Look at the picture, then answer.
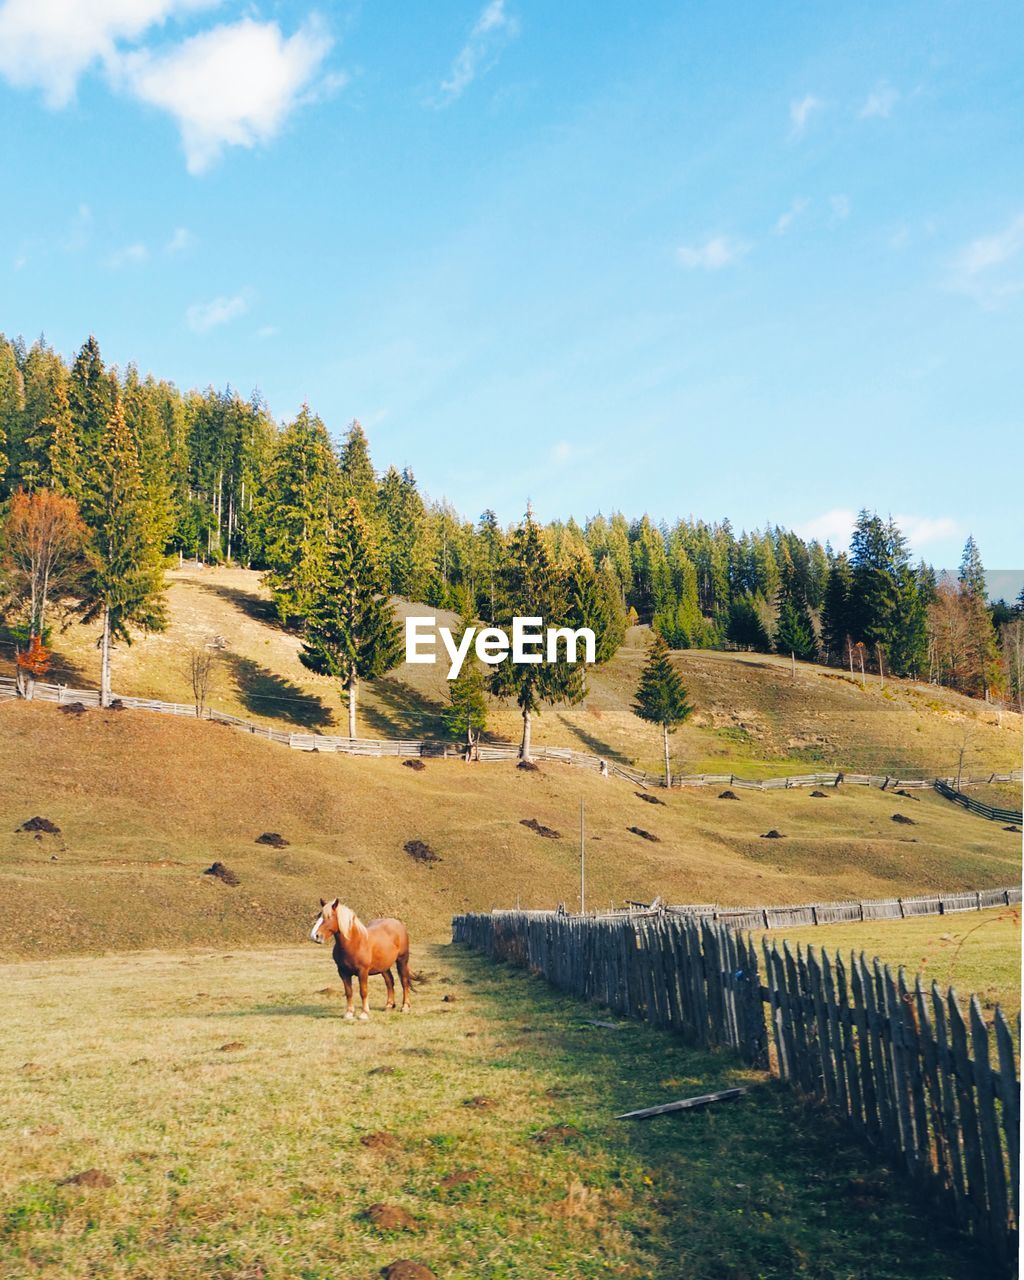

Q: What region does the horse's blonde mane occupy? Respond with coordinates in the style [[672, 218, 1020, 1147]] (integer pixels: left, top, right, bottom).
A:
[[334, 903, 366, 940]]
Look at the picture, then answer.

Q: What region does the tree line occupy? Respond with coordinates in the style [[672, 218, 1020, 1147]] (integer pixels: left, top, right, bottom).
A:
[[1, 333, 1021, 746]]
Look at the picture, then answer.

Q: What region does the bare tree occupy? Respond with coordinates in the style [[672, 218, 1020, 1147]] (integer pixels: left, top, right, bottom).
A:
[[953, 720, 976, 791], [183, 644, 218, 718], [1000, 618, 1024, 713]]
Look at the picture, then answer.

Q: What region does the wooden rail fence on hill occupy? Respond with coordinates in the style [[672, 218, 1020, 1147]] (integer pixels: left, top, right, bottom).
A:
[[934, 780, 1023, 825], [452, 908, 1021, 1270], [1, 676, 1020, 817]]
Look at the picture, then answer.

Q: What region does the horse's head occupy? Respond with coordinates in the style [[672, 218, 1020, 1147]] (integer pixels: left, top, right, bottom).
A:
[[309, 898, 359, 945]]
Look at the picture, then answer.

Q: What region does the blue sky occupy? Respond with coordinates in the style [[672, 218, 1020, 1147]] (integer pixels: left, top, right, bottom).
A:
[[1, 0, 1021, 568]]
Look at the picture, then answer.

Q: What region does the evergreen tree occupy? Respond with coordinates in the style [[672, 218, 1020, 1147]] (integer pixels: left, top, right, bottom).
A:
[[68, 336, 115, 458], [299, 497, 401, 738], [339, 419, 377, 517], [78, 398, 167, 705], [441, 616, 488, 754], [476, 509, 505, 620], [775, 598, 815, 661], [489, 511, 584, 760], [958, 536, 987, 599], [258, 406, 339, 625], [821, 552, 853, 664], [632, 632, 694, 786], [0, 334, 24, 488], [42, 381, 83, 503]]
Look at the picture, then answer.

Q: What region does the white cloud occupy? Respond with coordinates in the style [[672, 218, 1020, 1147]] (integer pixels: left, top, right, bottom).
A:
[[830, 194, 851, 220], [165, 226, 195, 253], [0, 0, 215, 107], [106, 241, 149, 267], [949, 213, 1024, 306], [859, 82, 899, 119], [774, 197, 809, 235], [436, 0, 518, 105], [796, 508, 960, 552], [789, 93, 823, 137], [187, 292, 249, 333], [676, 235, 751, 270], [115, 17, 333, 174]]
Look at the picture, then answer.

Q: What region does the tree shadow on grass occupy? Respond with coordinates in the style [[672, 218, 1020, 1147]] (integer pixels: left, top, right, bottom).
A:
[[222, 652, 334, 730], [361, 677, 448, 739], [220, 1004, 337, 1019], [442, 945, 993, 1280], [0, 623, 91, 687], [193, 580, 290, 631], [554, 713, 630, 764]]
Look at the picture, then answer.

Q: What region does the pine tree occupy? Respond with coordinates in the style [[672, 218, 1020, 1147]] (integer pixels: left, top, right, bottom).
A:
[[489, 510, 584, 760], [821, 552, 853, 664], [78, 398, 167, 705], [41, 381, 84, 503], [441, 616, 488, 755], [299, 497, 401, 738], [632, 632, 694, 786], [958, 536, 987, 599], [339, 419, 378, 518], [0, 334, 24, 489], [775, 598, 815, 661], [68, 336, 115, 459]]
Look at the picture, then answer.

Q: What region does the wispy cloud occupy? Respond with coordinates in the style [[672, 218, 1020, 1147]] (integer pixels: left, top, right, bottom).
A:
[[894, 514, 960, 547], [789, 93, 823, 138], [106, 241, 149, 268], [186, 292, 250, 333], [436, 0, 518, 105], [165, 226, 195, 253], [774, 197, 809, 235], [114, 17, 334, 174], [859, 82, 899, 119], [676, 235, 751, 270], [949, 213, 1024, 307]]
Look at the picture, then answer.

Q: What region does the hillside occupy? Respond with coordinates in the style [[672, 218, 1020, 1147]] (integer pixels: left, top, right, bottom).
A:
[[1, 699, 1017, 960], [3, 563, 1020, 780]]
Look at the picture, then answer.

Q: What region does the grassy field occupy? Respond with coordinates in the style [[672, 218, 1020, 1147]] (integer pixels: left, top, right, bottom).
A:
[[1, 699, 1019, 959], [4, 562, 1019, 780], [763, 905, 1022, 1028], [0, 941, 995, 1280]]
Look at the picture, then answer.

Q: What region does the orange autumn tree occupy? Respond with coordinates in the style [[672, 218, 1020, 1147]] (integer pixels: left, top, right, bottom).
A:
[[1, 489, 87, 695]]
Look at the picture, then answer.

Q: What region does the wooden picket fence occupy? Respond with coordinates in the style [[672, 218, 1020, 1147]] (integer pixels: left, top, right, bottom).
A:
[[2, 676, 1020, 814], [452, 908, 1021, 1269], [935, 779, 1022, 825]]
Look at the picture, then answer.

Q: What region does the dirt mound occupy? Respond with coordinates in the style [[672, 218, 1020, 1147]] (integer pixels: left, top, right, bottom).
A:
[[402, 759, 427, 771], [255, 832, 289, 847], [57, 702, 88, 716], [517, 760, 540, 772], [520, 818, 560, 839], [218, 1041, 244, 1052], [627, 826, 660, 842], [463, 1095, 494, 1109], [718, 790, 739, 800], [533, 1124, 582, 1146], [381, 1262, 436, 1280], [203, 861, 239, 885], [368, 1065, 396, 1076], [1004, 824, 1022, 833], [316, 987, 343, 997], [108, 699, 126, 711], [891, 813, 915, 825], [361, 1131, 399, 1150], [760, 830, 785, 839], [17, 816, 61, 834], [367, 1203, 417, 1231], [58, 1169, 113, 1188], [635, 792, 665, 806], [404, 839, 440, 864], [809, 790, 829, 798], [895, 789, 920, 800], [439, 1169, 478, 1190]]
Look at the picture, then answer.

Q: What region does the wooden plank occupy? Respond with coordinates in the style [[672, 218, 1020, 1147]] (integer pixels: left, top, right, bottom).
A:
[[993, 1007, 1019, 1229], [616, 1087, 748, 1120], [881, 963, 918, 1174], [947, 989, 990, 1233], [819, 948, 847, 1115], [898, 968, 930, 1178], [970, 996, 1009, 1256], [913, 977, 948, 1194], [835, 952, 865, 1131]]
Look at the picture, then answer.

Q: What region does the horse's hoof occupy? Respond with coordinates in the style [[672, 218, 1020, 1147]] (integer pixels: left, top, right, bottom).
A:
[[358, 1012, 369, 1022], [344, 1011, 354, 1021], [401, 1005, 411, 1014]]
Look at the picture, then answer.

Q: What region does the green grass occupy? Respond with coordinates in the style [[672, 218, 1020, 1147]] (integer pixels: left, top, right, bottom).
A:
[[762, 905, 1022, 1030], [0, 942, 994, 1279]]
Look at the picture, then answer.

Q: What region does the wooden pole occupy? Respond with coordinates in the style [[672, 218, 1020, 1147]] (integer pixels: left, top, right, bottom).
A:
[[579, 796, 586, 915]]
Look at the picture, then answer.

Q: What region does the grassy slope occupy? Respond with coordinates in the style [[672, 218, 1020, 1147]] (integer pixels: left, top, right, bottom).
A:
[[1, 699, 1019, 960], [763, 906, 1022, 1029], [6, 563, 1021, 779], [0, 942, 992, 1280]]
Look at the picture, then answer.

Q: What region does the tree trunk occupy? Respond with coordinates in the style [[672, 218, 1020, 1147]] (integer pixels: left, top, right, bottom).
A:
[[347, 673, 358, 739], [663, 723, 671, 789], [100, 608, 112, 708], [521, 707, 532, 761]]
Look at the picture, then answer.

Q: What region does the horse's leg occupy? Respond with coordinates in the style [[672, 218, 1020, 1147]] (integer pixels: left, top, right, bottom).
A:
[[341, 973, 355, 1020], [382, 969, 396, 1010], [358, 969, 371, 1020], [397, 954, 411, 1013]]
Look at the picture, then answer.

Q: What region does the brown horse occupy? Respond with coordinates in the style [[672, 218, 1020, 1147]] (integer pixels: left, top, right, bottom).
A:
[[309, 899, 411, 1020]]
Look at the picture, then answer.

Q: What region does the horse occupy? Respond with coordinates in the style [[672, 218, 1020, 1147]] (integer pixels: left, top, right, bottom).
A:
[[309, 899, 411, 1021]]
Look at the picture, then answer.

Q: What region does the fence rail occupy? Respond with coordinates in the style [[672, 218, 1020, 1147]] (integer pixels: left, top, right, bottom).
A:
[[2, 677, 1020, 810], [935, 780, 1022, 825], [452, 908, 1021, 1269]]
